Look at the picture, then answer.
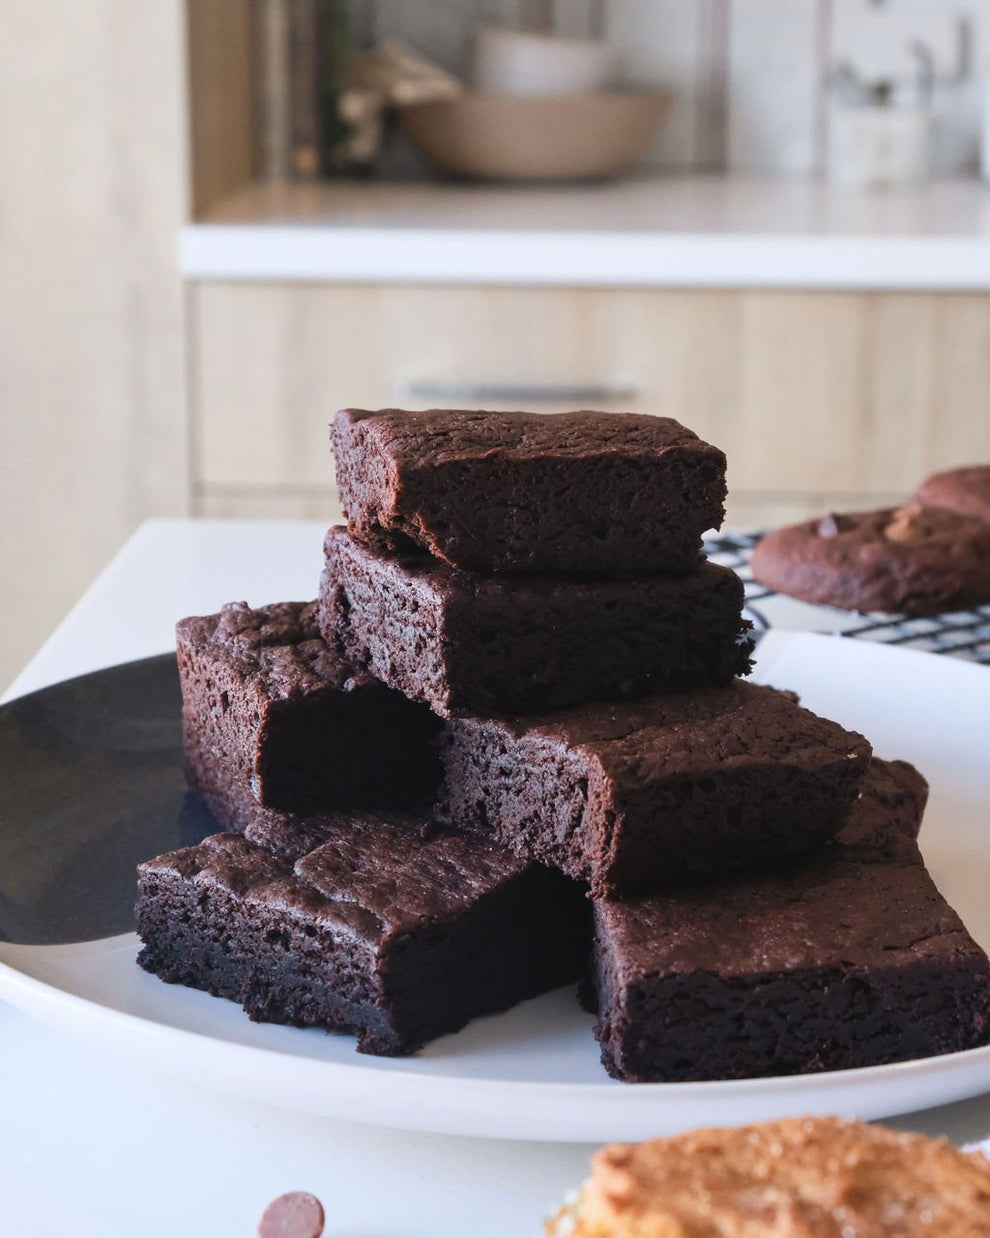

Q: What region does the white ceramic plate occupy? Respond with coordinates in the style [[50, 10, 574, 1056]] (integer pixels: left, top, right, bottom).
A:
[[1, 631, 989, 1142]]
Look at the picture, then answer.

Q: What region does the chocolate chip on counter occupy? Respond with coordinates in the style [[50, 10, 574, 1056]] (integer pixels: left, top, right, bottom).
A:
[[258, 1191, 325, 1238]]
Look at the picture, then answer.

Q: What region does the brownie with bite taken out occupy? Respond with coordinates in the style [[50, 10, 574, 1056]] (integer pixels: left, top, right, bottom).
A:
[[177, 600, 442, 828]]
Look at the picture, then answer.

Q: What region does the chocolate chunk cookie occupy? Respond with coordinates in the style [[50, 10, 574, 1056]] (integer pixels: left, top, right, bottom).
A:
[[750, 504, 990, 615]]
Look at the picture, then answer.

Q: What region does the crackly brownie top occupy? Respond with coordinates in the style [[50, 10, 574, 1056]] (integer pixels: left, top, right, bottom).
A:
[[480, 681, 870, 784], [335, 408, 719, 466], [595, 852, 970, 979], [913, 464, 990, 522], [140, 833, 384, 949], [550, 1117, 990, 1238], [176, 600, 373, 700], [241, 804, 426, 864], [593, 761, 960, 981], [295, 814, 531, 937], [141, 830, 289, 887], [154, 811, 533, 946]]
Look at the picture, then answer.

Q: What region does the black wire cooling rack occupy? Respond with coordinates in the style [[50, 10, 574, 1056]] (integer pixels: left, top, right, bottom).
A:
[[706, 532, 990, 666]]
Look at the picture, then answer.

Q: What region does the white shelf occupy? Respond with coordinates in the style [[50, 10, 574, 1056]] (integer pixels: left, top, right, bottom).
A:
[[181, 175, 990, 290]]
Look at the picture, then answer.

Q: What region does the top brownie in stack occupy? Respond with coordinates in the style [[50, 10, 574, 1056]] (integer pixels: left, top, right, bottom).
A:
[[332, 408, 727, 574]]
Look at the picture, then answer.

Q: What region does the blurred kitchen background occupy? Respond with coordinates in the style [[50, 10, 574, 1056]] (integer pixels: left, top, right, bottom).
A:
[[3, 0, 990, 689]]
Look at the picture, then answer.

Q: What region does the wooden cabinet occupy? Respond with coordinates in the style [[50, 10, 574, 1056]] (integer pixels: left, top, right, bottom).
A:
[[0, 0, 189, 689], [191, 282, 990, 528], [180, 0, 990, 533]]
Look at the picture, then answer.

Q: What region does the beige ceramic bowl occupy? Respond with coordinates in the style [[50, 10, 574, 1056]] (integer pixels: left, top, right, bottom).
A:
[[398, 92, 674, 182]]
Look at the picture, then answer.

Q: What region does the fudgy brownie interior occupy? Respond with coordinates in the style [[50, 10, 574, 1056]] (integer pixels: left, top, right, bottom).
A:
[[320, 526, 752, 717], [178, 600, 441, 827]]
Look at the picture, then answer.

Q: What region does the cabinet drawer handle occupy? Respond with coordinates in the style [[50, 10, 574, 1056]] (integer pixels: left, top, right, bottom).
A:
[[396, 380, 636, 404]]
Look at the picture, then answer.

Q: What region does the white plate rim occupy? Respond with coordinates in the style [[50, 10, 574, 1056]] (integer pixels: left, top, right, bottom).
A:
[[3, 940, 990, 1141]]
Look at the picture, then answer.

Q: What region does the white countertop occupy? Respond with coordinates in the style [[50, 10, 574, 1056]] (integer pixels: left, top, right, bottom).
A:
[[180, 175, 990, 290], [4, 517, 990, 1237]]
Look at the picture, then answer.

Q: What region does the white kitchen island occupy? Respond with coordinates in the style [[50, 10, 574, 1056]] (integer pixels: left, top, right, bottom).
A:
[[3, 519, 990, 1238]]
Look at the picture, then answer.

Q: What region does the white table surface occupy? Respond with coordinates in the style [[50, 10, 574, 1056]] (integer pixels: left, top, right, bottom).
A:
[[4, 517, 990, 1238]]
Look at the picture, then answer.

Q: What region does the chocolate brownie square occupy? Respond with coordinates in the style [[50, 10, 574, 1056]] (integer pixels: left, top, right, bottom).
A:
[[331, 408, 726, 574], [590, 759, 990, 1082], [319, 527, 753, 717], [136, 815, 590, 1057], [177, 601, 441, 828], [440, 681, 872, 898]]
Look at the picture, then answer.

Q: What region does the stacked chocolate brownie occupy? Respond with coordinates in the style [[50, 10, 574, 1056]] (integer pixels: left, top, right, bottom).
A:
[[136, 408, 990, 1079]]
